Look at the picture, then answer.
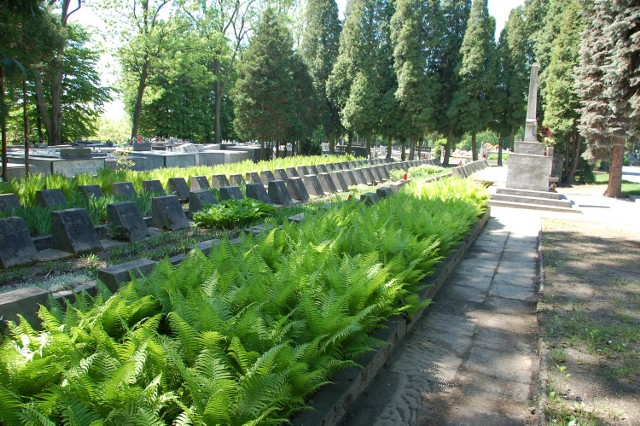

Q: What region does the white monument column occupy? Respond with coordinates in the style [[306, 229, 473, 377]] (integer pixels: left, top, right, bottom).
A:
[[523, 64, 539, 142]]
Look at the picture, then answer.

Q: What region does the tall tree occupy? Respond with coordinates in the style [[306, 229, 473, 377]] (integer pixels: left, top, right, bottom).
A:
[[300, 0, 342, 152], [450, 0, 497, 161], [436, 0, 471, 166], [494, 7, 528, 164], [543, 0, 584, 184], [233, 7, 296, 160], [576, 0, 639, 197], [391, 0, 441, 160]]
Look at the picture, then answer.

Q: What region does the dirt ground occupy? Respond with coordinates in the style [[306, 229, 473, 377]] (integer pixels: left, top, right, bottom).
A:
[[540, 219, 640, 425]]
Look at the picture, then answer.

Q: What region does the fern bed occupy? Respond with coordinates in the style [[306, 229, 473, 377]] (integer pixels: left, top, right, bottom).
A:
[[0, 178, 489, 425]]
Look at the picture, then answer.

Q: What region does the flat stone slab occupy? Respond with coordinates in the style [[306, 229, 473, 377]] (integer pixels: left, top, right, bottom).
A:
[[360, 192, 380, 205], [97, 258, 157, 291], [0, 193, 21, 212], [151, 195, 189, 231], [51, 208, 102, 254], [112, 182, 137, 199], [376, 187, 393, 198], [0, 286, 50, 325], [168, 178, 190, 202], [0, 217, 39, 268], [106, 201, 148, 242], [36, 189, 67, 208]]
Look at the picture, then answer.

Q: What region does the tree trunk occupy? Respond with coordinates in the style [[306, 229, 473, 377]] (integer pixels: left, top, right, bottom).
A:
[[497, 136, 504, 167], [23, 80, 29, 176], [34, 71, 52, 145], [386, 134, 392, 160], [131, 59, 150, 140], [347, 131, 352, 155], [37, 115, 44, 144], [260, 133, 265, 162], [565, 121, 581, 186], [418, 139, 422, 159], [365, 135, 371, 159], [401, 138, 406, 161], [604, 135, 625, 198], [444, 130, 453, 166], [0, 67, 7, 182], [49, 55, 64, 145], [214, 57, 222, 144], [471, 132, 478, 161], [408, 136, 415, 160]]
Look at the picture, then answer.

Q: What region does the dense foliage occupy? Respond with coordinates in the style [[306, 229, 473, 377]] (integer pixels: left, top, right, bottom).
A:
[[0, 178, 488, 424], [193, 198, 276, 229]]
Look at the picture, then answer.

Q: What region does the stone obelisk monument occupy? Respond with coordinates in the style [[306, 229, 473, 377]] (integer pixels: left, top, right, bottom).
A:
[[506, 64, 553, 191]]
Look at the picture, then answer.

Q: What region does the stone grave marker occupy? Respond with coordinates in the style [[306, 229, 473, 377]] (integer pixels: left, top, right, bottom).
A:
[[274, 168, 288, 182], [219, 186, 243, 201], [151, 195, 190, 230], [286, 177, 310, 202], [112, 182, 137, 200], [297, 166, 309, 177], [309, 165, 320, 175], [229, 174, 245, 187], [318, 164, 329, 173], [344, 170, 358, 186], [246, 172, 262, 185], [364, 167, 378, 185], [246, 183, 271, 204], [373, 166, 386, 182], [168, 177, 190, 202], [36, 189, 67, 208], [286, 167, 300, 179], [51, 208, 102, 254], [376, 187, 393, 199], [0, 217, 39, 268], [330, 171, 350, 192], [0, 193, 21, 213], [360, 193, 381, 205], [268, 180, 294, 206], [189, 190, 217, 213], [354, 168, 369, 185], [212, 174, 231, 189], [142, 179, 165, 194], [303, 175, 325, 197], [288, 213, 305, 223], [106, 201, 148, 242], [259, 170, 276, 186], [318, 173, 338, 193], [190, 176, 210, 191], [380, 165, 391, 180], [78, 185, 103, 200]]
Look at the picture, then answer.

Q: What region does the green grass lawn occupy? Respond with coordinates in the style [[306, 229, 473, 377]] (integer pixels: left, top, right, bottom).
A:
[[594, 172, 640, 197]]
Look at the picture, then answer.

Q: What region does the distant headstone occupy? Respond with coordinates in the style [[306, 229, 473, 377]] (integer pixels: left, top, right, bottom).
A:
[[286, 177, 310, 202], [274, 168, 288, 182], [286, 167, 300, 179], [36, 189, 67, 208], [168, 177, 190, 202], [189, 190, 217, 213], [376, 187, 393, 199], [259, 170, 276, 186], [246, 182, 271, 203], [219, 186, 243, 201], [0, 193, 21, 213], [246, 172, 262, 185], [364, 167, 378, 185], [151, 195, 190, 230], [303, 175, 324, 197], [106, 201, 148, 242], [379, 165, 391, 180], [268, 180, 294, 206], [78, 185, 103, 200], [0, 217, 39, 269], [297, 166, 309, 177], [59, 148, 91, 159], [190, 176, 210, 191], [330, 171, 350, 192], [142, 179, 165, 194], [51, 208, 101, 254], [318, 164, 329, 174], [112, 182, 137, 200], [212, 174, 231, 188], [229, 174, 245, 187], [360, 193, 381, 206], [372, 166, 386, 182], [354, 169, 368, 185], [318, 173, 338, 193], [309, 165, 319, 175], [344, 170, 358, 186]]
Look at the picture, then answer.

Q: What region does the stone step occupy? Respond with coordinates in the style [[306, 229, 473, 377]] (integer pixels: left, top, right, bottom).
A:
[[489, 199, 581, 214], [496, 187, 562, 200], [491, 192, 572, 208]]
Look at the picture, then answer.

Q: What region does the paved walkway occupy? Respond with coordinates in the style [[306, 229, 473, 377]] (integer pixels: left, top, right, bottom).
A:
[[343, 167, 639, 425], [343, 207, 542, 425]]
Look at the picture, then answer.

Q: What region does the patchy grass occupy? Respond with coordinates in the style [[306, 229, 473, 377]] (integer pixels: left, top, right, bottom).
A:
[[540, 219, 640, 425], [593, 172, 640, 197]]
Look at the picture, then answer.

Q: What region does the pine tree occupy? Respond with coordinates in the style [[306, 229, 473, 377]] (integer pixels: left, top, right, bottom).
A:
[[450, 0, 497, 161], [391, 0, 441, 160], [437, 0, 471, 166], [300, 0, 342, 152], [494, 7, 528, 165], [576, 0, 640, 197], [233, 8, 297, 160], [543, 0, 584, 184]]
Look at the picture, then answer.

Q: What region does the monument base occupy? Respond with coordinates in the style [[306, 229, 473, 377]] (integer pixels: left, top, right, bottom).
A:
[[506, 151, 552, 192]]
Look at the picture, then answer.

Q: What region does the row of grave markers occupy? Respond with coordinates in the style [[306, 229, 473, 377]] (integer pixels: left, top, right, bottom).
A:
[[0, 159, 435, 270]]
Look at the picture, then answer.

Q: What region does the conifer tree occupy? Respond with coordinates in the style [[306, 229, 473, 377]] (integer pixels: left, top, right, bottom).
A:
[[300, 0, 342, 152], [543, 0, 584, 184], [391, 0, 441, 160], [576, 0, 639, 197], [450, 0, 497, 161], [494, 7, 528, 164], [233, 8, 296, 160]]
